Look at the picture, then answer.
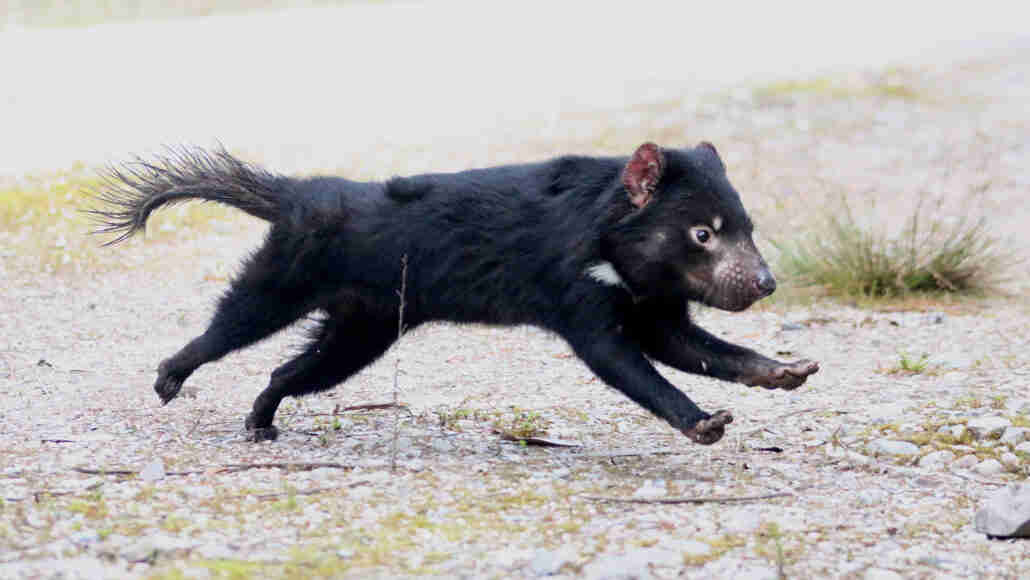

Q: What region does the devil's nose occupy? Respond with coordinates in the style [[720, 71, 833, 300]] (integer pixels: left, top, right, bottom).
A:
[[756, 269, 777, 297]]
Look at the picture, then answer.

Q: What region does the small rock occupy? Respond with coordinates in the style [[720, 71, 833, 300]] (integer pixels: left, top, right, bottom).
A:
[[336, 547, 355, 559], [781, 322, 805, 331], [1008, 398, 1030, 414], [919, 450, 955, 469], [529, 548, 573, 576], [723, 510, 762, 534], [735, 566, 779, 580], [1000, 452, 1021, 468], [865, 568, 904, 580], [974, 482, 1030, 538], [867, 404, 908, 425], [632, 479, 666, 499], [974, 459, 1005, 476], [1014, 441, 1030, 454], [843, 450, 872, 465], [196, 543, 235, 560], [119, 535, 191, 562], [431, 438, 453, 453], [395, 436, 414, 452], [681, 540, 712, 558], [966, 417, 1011, 440], [581, 547, 681, 579], [896, 423, 921, 435], [999, 427, 1029, 446], [139, 459, 166, 483], [954, 455, 980, 469], [870, 439, 920, 456], [857, 488, 887, 506], [69, 530, 101, 546], [914, 476, 942, 487], [937, 425, 967, 440]]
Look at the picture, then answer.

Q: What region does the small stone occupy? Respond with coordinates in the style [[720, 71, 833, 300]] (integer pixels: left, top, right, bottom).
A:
[[681, 540, 712, 558], [1014, 441, 1030, 454], [781, 323, 805, 331], [868, 404, 908, 425], [632, 479, 666, 499], [735, 566, 779, 580], [999, 427, 1029, 446], [69, 530, 101, 546], [896, 423, 921, 435], [870, 439, 920, 456], [529, 548, 573, 576], [1008, 399, 1030, 414], [937, 425, 967, 440], [581, 547, 681, 579], [1000, 452, 1021, 468], [954, 455, 980, 469], [974, 459, 1005, 476], [723, 510, 762, 533], [196, 543, 235, 560], [914, 476, 942, 487], [139, 459, 166, 483], [431, 438, 453, 453], [395, 436, 414, 452], [337, 547, 355, 559], [857, 489, 887, 506], [974, 482, 1030, 537], [919, 450, 955, 469], [119, 535, 191, 562], [865, 568, 904, 580], [966, 417, 1011, 440]]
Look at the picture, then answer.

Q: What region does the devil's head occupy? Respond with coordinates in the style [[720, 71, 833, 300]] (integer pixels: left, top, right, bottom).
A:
[[603, 142, 775, 311]]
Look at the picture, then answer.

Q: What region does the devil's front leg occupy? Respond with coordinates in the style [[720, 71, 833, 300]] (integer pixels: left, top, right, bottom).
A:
[[630, 307, 819, 390], [564, 329, 733, 445]]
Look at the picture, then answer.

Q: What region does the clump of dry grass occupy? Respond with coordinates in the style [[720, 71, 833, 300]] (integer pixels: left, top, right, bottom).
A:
[[774, 197, 1013, 300]]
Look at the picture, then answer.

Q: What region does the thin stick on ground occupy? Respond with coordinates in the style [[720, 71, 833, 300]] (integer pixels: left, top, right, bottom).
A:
[[391, 254, 409, 472], [585, 492, 791, 506], [71, 462, 355, 477]]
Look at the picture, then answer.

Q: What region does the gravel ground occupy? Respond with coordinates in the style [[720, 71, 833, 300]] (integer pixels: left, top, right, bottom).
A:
[[2, 45, 1030, 580]]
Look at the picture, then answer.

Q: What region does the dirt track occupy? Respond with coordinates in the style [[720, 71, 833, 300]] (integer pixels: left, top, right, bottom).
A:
[[2, 20, 1030, 580]]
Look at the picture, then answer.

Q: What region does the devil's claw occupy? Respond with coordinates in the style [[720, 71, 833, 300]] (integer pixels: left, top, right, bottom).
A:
[[683, 409, 733, 445]]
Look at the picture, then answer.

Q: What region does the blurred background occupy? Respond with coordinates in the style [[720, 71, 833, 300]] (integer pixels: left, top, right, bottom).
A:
[[1, 0, 1027, 176]]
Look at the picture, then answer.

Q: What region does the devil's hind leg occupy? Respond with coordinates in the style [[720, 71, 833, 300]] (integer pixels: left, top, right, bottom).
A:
[[154, 241, 320, 403], [244, 304, 398, 441]]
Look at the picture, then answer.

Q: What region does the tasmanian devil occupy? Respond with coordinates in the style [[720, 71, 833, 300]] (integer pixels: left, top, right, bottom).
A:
[[91, 142, 818, 445]]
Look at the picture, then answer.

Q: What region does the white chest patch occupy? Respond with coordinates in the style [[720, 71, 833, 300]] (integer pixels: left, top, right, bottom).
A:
[[585, 261, 625, 287]]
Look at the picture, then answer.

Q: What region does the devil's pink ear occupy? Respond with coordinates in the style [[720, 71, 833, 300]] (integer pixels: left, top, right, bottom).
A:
[[622, 142, 665, 209]]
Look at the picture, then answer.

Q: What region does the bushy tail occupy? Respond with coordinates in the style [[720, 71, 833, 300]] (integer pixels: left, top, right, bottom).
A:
[[88, 147, 286, 245]]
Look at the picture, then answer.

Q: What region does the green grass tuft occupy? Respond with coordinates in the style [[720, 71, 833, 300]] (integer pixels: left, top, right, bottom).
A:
[[773, 197, 1013, 300]]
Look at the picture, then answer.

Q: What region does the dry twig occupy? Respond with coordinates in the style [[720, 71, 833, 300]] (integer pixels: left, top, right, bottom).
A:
[[581, 491, 792, 504]]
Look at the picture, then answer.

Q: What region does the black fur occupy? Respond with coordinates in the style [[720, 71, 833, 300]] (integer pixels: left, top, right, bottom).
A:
[[91, 143, 818, 445]]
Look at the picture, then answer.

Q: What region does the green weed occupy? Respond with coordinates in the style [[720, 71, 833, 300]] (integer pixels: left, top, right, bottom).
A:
[[774, 197, 1012, 300]]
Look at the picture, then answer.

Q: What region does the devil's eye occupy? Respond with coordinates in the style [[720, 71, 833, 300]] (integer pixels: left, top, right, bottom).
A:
[[693, 227, 712, 244]]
